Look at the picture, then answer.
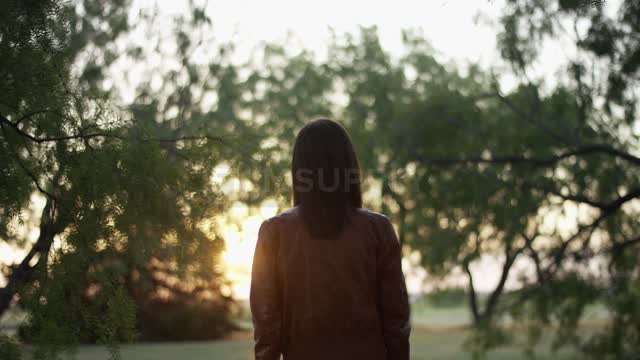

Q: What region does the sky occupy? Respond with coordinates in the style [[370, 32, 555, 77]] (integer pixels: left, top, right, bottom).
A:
[[201, 0, 505, 66]]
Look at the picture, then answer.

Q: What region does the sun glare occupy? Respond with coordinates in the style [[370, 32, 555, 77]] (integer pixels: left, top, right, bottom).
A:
[[221, 200, 279, 299]]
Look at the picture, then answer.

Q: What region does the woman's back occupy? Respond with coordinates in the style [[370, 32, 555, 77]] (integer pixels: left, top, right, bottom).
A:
[[250, 119, 410, 359], [250, 206, 411, 360]]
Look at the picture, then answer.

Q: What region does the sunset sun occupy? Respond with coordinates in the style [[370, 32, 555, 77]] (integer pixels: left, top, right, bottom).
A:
[[219, 200, 279, 299]]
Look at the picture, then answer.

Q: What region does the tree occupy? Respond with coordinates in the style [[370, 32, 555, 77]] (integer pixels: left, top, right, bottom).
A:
[[480, 0, 639, 357], [0, 0, 247, 356]]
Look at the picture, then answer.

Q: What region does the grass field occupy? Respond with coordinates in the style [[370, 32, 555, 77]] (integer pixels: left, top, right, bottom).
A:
[[35, 307, 595, 360], [46, 326, 581, 360], [7, 301, 605, 359]]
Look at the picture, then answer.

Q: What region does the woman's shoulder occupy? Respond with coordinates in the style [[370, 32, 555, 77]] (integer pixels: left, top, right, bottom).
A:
[[355, 208, 398, 242], [354, 207, 392, 224], [261, 206, 301, 228]]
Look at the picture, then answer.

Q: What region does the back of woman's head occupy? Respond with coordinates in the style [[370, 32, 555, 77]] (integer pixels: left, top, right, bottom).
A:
[[292, 119, 362, 238]]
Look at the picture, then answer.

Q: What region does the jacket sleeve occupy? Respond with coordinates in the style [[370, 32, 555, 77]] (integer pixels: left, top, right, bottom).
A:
[[250, 219, 282, 360], [377, 216, 411, 360]]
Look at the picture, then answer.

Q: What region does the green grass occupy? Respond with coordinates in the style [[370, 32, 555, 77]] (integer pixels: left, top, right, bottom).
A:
[[11, 302, 605, 359], [43, 326, 581, 360]]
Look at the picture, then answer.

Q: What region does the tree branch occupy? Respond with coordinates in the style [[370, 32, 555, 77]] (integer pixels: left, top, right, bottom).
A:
[[0, 199, 59, 315], [14, 109, 68, 126], [0, 121, 57, 199], [483, 242, 526, 320], [0, 112, 229, 145], [609, 235, 640, 253], [412, 143, 640, 168], [0, 112, 117, 143], [545, 185, 638, 276], [526, 183, 640, 211]]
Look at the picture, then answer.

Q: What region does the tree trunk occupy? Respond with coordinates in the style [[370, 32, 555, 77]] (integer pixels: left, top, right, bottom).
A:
[[483, 249, 517, 320], [0, 198, 57, 316], [382, 179, 407, 247], [464, 262, 481, 325]]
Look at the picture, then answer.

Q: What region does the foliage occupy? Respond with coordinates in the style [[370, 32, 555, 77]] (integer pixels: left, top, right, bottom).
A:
[[0, 0, 244, 357], [488, 0, 640, 358], [0, 334, 21, 360]]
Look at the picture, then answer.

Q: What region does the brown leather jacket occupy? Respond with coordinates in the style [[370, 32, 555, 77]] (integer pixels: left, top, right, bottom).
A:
[[250, 207, 411, 360]]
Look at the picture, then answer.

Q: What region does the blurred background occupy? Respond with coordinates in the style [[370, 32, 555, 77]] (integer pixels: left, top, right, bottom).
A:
[[1, 0, 638, 359]]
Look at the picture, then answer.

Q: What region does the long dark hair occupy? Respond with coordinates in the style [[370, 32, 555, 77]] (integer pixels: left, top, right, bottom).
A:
[[291, 119, 362, 238]]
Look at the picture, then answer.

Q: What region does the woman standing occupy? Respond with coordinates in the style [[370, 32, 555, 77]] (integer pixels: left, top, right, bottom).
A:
[[250, 119, 411, 360]]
